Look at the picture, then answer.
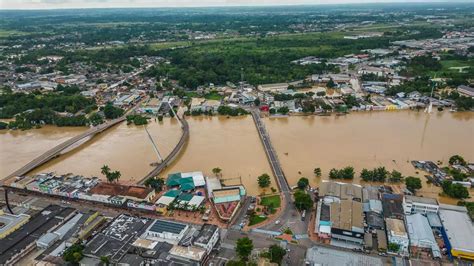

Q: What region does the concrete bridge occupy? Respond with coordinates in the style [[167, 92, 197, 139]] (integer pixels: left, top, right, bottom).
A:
[[251, 110, 309, 234], [138, 115, 189, 184], [251, 110, 290, 192], [4, 116, 126, 180]]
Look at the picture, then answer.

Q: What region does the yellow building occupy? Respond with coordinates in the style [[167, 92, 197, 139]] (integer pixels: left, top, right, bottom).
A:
[[0, 210, 30, 239], [439, 208, 474, 261]]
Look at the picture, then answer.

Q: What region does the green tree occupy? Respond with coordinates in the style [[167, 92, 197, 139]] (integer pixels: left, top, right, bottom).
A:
[[100, 256, 110, 265], [329, 166, 354, 180], [212, 167, 222, 177], [0, 121, 7, 130], [63, 244, 84, 263], [109, 170, 121, 183], [266, 244, 286, 265], [327, 78, 336, 88], [89, 112, 104, 126], [442, 181, 469, 199], [236, 237, 253, 260], [388, 242, 400, 253], [254, 97, 261, 106], [449, 155, 467, 166], [144, 177, 165, 192], [103, 104, 124, 119], [294, 190, 313, 210], [101, 165, 110, 177], [277, 106, 289, 115], [313, 167, 321, 178], [297, 177, 309, 190], [258, 173, 271, 188], [360, 167, 388, 182], [405, 176, 422, 193], [388, 170, 404, 183]]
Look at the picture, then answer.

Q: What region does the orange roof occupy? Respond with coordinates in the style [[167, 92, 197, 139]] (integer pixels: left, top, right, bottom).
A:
[[90, 182, 153, 199]]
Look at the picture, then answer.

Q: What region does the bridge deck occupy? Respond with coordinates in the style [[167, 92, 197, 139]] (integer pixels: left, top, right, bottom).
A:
[[251, 110, 290, 192]]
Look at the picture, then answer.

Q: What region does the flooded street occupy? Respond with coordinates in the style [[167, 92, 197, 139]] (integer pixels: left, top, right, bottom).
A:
[[1, 111, 473, 201], [265, 111, 474, 203]]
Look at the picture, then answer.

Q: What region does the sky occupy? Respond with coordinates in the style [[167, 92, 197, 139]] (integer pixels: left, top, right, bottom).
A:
[[0, 0, 469, 9]]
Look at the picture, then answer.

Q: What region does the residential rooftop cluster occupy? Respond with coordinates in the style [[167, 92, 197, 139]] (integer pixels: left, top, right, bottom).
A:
[[7, 170, 246, 224], [83, 214, 220, 265], [314, 181, 474, 261]]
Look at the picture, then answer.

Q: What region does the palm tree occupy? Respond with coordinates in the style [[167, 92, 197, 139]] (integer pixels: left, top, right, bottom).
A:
[[183, 202, 190, 217], [114, 171, 121, 182], [101, 165, 110, 176]]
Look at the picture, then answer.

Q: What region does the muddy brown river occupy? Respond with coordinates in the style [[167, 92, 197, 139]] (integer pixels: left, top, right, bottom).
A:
[[1, 111, 473, 202]]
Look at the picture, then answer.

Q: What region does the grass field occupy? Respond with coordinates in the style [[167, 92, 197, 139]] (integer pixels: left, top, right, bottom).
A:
[[0, 30, 29, 38], [204, 91, 223, 100], [249, 214, 267, 226], [260, 195, 281, 208]]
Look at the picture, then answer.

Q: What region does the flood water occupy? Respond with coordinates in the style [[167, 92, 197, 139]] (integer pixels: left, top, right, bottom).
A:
[[265, 111, 474, 203], [1, 111, 473, 202], [29, 119, 183, 184], [0, 126, 87, 178]]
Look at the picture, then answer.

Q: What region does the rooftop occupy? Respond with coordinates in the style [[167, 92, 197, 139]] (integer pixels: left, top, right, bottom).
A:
[[405, 195, 438, 205], [319, 181, 363, 201], [0, 212, 30, 238], [305, 246, 382, 265], [169, 245, 206, 262], [83, 214, 150, 262], [148, 219, 188, 235], [385, 218, 407, 237], [89, 183, 153, 200], [194, 224, 219, 246], [382, 193, 404, 218], [439, 208, 474, 253], [330, 199, 364, 231], [406, 213, 441, 257]]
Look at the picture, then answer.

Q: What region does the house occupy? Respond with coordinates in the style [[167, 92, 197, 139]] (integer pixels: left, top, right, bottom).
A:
[[257, 83, 289, 93], [385, 218, 409, 257], [403, 195, 439, 215], [457, 85, 474, 98], [408, 91, 422, 101]]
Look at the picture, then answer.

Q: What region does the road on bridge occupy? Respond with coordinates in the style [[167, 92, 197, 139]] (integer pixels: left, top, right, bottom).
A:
[[250, 110, 309, 235]]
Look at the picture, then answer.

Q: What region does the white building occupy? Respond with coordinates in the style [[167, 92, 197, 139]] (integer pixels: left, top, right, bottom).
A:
[[385, 218, 409, 257], [403, 195, 439, 215], [143, 219, 189, 244], [193, 224, 220, 254]]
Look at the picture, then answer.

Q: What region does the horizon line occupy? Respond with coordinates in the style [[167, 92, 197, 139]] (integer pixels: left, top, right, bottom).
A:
[[1, 1, 472, 11]]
